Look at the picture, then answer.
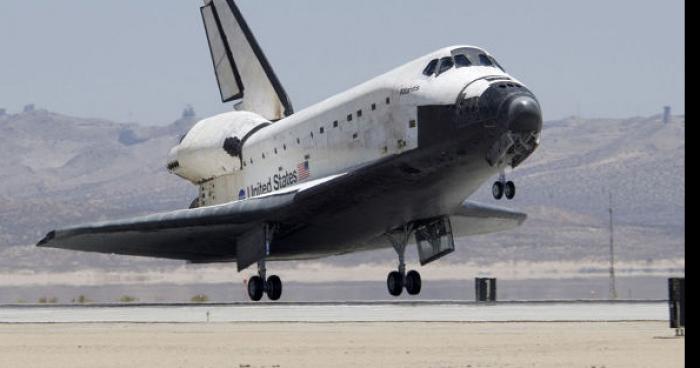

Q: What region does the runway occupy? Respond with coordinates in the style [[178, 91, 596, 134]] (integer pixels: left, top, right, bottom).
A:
[[0, 301, 682, 368], [0, 300, 667, 323]]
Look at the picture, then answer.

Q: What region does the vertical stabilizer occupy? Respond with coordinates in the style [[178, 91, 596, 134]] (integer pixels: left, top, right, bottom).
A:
[[201, 0, 293, 120]]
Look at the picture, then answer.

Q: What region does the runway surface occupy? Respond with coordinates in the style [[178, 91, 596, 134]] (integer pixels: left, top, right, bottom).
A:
[[0, 302, 682, 368], [0, 321, 683, 368], [0, 300, 667, 323]]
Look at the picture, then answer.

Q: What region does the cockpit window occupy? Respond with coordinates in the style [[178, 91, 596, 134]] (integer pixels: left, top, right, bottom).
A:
[[450, 47, 506, 72], [478, 54, 493, 66], [489, 56, 506, 71], [437, 57, 454, 75], [454, 54, 472, 67], [423, 59, 438, 76]]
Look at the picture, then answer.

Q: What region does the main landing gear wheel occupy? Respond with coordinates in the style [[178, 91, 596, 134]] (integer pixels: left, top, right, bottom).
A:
[[247, 275, 264, 301], [405, 270, 422, 295], [266, 275, 283, 301], [504, 181, 516, 200], [492, 181, 504, 200], [247, 259, 283, 301], [387, 271, 404, 296]]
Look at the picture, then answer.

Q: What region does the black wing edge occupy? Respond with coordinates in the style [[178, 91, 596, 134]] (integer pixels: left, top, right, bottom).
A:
[[35, 191, 297, 262]]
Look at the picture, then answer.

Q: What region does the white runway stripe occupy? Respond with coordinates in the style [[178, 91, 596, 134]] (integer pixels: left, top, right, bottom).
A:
[[0, 301, 667, 323]]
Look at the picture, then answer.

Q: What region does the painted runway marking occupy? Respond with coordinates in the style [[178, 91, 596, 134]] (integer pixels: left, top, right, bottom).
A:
[[0, 301, 667, 323]]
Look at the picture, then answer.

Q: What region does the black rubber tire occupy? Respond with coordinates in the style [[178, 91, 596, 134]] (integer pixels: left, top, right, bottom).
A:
[[266, 275, 283, 301], [505, 181, 516, 200], [387, 271, 403, 296], [247, 276, 264, 301], [405, 270, 422, 295], [492, 181, 504, 200]]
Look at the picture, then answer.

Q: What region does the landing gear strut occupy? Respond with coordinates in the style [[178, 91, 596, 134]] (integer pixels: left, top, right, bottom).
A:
[[385, 225, 422, 297], [247, 259, 283, 301], [492, 172, 516, 200], [246, 225, 283, 301]]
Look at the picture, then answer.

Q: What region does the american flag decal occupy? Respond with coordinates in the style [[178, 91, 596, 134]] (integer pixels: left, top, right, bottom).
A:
[[297, 160, 310, 181]]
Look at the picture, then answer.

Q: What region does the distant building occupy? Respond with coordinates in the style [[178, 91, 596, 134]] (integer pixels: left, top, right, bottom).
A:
[[23, 104, 35, 113], [663, 106, 671, 124]]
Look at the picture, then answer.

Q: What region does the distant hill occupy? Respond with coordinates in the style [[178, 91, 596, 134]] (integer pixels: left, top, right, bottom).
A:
[[0, 110, 685, 272], [459, 114, 685, 265], [0, 109, 197, 250]]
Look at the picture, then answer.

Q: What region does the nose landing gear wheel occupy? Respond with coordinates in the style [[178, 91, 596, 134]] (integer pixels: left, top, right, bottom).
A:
[[387, 271, 403, 296], [266, 275, 283, 301], [405, 270, 422, 295], [247, 275, 264, 301], [504, 181, 516, 200], [492, 181, 504, 200]]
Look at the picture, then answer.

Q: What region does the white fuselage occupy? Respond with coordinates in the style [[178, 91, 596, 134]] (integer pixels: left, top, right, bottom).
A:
[[168, 46, 518, 207]]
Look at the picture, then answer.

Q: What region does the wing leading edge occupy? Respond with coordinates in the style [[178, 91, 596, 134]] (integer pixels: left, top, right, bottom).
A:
[[37, 174, 345, 263], [37, 192, 295, 263]]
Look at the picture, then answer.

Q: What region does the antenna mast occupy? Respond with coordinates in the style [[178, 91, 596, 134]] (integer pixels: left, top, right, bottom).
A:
[[608, 191, 617, 300]]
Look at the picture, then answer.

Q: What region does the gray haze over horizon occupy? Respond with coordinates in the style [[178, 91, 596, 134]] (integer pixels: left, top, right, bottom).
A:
[[0, 0, 685, 126]]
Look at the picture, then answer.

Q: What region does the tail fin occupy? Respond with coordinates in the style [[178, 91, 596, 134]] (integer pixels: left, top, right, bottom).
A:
[[201, 0, 293, 120]]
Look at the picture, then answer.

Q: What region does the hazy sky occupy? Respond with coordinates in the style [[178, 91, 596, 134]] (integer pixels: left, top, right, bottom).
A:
[[0, 1, 684, 126]]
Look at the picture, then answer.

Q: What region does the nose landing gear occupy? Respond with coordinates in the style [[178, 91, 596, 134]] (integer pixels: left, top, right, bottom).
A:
[[492, 172, 516, 200]]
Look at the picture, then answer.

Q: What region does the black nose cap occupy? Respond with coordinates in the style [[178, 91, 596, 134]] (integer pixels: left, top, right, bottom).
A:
[[507, 96, 542, 133]]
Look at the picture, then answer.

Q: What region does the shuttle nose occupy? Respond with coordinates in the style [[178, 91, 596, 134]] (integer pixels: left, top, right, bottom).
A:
[[506, 96, 542, 134]]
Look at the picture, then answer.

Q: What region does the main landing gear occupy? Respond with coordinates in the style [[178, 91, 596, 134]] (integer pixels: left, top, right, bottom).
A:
[[492, 172, 516, 200], [243, 224, 283, 302], [385, 225, 422, 297], [247, 260, 283, 301]]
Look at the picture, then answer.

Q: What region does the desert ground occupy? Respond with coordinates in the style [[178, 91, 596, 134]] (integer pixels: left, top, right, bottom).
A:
[[0, 321, 683, 368]]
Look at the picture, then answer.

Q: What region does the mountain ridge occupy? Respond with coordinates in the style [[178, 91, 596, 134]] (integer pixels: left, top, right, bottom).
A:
[[0, 110, 685, 272]]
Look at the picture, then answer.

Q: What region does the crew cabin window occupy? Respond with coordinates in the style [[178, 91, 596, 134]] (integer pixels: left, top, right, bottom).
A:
[[437, 57, 454, 75], [490, 56, 506, 71], [423, 59, 438, 76], [454, 54, 472, 67], [478, 54, 493, 66]]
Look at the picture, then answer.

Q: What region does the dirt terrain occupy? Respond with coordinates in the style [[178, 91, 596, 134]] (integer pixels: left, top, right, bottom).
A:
[[0, 321, 683, 368]]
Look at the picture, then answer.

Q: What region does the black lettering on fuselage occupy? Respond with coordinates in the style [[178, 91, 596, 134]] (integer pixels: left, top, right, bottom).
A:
[[273, 170, 298, 190], [247, 170, 298, 198], [400, 85, 420, 95]]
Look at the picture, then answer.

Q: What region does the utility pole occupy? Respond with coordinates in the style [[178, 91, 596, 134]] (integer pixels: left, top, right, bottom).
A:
[[608, 191, 617, 300]]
